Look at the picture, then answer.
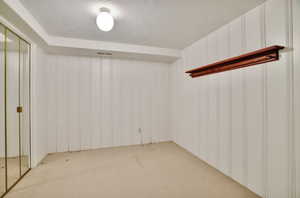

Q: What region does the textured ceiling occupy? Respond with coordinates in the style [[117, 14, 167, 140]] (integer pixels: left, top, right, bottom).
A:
[[20, 0, 265, 49]]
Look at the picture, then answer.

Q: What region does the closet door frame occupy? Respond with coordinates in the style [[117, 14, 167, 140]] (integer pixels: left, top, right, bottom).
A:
[[0, 22, 32, 198]]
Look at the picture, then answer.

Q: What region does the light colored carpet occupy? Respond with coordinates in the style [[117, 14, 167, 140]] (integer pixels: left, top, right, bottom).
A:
[[6, 142, 261, 198]]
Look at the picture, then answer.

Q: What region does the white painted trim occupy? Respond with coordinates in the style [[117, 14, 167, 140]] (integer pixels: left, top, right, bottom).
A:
[[2, 0, 51, 43], [2, 0, 181, 62], [51, 36, 181, 58], [0, 16, 33, 44]]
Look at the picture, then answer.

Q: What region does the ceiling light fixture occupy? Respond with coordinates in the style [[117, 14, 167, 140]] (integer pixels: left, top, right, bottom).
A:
[[96, 7, 114, 32]]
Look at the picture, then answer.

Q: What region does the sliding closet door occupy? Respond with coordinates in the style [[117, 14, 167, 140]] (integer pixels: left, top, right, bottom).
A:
[[20, 40, 30, 175], [6, 29, 20, 188], [0, 24, 6, 196]]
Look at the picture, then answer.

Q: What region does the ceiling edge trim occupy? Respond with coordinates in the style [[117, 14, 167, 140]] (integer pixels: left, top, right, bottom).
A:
[[51, 36, 181, 58]]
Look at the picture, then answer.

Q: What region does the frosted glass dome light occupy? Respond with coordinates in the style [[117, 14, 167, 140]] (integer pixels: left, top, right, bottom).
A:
[[96, 8, 114, 32]]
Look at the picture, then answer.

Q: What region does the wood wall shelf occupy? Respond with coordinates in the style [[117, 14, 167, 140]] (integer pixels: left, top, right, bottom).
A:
[[186, 45, 285, 78]]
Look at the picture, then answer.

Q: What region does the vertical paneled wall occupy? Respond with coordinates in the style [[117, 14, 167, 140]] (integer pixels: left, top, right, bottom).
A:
[[41, 55, 170, 153], [31, 46, 48, 166], [293, 0, 300, 197], [169, 0, 296, 197]]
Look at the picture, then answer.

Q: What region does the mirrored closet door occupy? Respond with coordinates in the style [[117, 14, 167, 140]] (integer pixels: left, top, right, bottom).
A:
[[0, 23, 31, 198], [0, 23, 6, 197], [19, 40, 30, 177]]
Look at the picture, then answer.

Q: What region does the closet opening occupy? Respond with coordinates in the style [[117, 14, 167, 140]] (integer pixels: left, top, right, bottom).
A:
[[0, 22, 31, 198]]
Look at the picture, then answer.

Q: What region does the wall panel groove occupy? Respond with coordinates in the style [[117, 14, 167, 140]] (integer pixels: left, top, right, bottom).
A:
[[292, 0, 300, 197], [241, 15, 248, 187], [285, 0, 296, 197]]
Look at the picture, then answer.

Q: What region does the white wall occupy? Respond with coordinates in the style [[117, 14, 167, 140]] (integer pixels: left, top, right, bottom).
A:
[[169, 0, 297, 197], [293, 0, 300, 197], [39, 54, 170, 153], [31, 45, 48, 166]]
